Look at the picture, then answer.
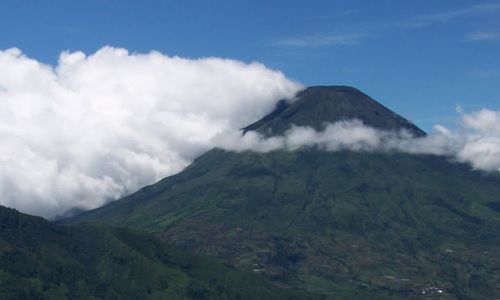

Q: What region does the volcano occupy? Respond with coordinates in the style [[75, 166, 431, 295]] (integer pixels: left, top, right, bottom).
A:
[[67, 86, 500, 299]]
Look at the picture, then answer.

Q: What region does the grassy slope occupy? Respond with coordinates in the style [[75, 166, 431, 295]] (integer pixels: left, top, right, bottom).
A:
[[70, 149, 500, 299], [0, 205, 315, 300]]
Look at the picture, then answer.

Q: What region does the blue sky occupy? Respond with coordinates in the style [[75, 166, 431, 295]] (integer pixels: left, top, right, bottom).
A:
[[1, 0, 499, 130]]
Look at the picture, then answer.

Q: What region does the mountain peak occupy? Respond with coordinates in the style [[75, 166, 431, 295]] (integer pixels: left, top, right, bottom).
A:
[[243, 85, 426, 137]]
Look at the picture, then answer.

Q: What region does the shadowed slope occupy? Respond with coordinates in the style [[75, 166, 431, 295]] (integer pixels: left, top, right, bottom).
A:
[[243, 86, 426, 137], [0, 205, 314, 299]]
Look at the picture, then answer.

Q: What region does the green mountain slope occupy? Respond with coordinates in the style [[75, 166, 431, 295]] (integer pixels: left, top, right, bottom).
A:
[[68, 86, 500, 299], [0, 205, 314, 300]]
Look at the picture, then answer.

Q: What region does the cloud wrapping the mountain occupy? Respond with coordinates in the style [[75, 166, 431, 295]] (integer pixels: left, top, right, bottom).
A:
[[214, 120, 385, 152], [0, 47, 301, 218], [218, 115, 500, 172]]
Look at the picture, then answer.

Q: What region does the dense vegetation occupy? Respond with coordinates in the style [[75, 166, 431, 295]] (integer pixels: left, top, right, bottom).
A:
[[70, 87, 500, 299], [69, 148, 500, 299], [0, 206, 313, 299]]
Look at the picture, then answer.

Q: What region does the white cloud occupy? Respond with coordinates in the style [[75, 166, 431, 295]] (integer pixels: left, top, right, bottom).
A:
[[218, 114, 500, 173], [275, 33, 362, 47], [461, 109, 500, 133], [456, 109, 500, 171], [0, 46, 301, 218], [466, 30, 500, 41], [406, 4, 500, 28]]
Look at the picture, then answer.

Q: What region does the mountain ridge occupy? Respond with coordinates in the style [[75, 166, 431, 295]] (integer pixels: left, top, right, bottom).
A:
[[65, 86, 500, 299]]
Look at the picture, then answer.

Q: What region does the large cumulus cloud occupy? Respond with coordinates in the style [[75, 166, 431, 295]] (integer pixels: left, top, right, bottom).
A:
[[0, 47, 301, 218]]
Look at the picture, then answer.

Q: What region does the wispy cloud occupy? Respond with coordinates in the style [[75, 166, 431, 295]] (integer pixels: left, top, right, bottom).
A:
[[275, 33, 362, 48], [468, 69, 500, 78], [405, 4, 500, 28], [335, 67, 358, 74], [466, 30, 500, 41]]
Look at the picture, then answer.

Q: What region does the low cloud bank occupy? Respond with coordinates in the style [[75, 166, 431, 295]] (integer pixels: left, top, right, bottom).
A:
[[216, 112, 500, 172], [0, 47, 498, 218]]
